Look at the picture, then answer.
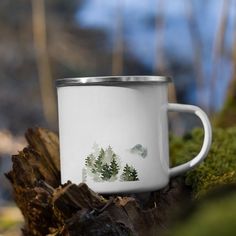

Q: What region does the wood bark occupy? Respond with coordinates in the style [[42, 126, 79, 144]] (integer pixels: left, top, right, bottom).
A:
[[6, 128, 190, 236]]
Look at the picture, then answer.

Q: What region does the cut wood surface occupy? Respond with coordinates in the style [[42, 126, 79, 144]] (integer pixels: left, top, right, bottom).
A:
[[6, 128, 190, 236]]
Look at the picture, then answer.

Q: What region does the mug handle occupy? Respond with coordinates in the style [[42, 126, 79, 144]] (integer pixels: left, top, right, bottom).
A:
[[167, 103, 212, 177]]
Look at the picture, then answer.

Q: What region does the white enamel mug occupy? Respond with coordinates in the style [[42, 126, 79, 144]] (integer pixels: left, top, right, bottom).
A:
[[56, 76, 212, 194]]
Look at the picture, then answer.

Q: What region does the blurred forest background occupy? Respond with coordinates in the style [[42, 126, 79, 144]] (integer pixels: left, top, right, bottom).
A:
[[1, 0, 236, 235]]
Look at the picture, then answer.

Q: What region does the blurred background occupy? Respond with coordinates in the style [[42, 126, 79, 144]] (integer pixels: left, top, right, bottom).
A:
[[0, 0, 236, 234]]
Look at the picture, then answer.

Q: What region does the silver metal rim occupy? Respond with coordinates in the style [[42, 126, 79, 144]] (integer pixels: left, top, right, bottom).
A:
[[56, 75, 172, 87]]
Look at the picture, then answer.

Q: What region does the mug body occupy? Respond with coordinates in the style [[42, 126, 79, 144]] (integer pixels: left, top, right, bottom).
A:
[[56, 76, 171, 193]]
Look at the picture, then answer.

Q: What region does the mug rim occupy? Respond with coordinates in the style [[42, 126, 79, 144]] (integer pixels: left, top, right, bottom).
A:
[[56, 75, 172, 87]]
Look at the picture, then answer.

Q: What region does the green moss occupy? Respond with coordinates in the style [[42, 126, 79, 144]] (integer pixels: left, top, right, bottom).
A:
[[170, 127, 236, 199], [168, 191, 236, 236], [0, 220, 16, 230], [0, 218, 22, 231]]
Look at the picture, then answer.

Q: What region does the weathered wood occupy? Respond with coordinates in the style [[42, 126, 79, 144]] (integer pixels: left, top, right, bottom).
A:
[[6, 127, 190, 236]]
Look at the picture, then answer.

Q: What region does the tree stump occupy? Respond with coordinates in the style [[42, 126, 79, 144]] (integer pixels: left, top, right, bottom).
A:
[[6, 128, 191, 236]]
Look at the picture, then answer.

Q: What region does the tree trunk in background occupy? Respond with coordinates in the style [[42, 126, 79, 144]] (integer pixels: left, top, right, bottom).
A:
[[214, 69, 236, 128], [153, 0, 184, 135], [6, 128, 190, 236], [112, 0, 123, 75], [153, 0, 177, 104], [32, 0, 57, 129], [154, 18, 177, 106], [153, 0, 166, 76], [214, 9, 236, 128], [209, 0, 229, 114], [185, 0, 205, 109]]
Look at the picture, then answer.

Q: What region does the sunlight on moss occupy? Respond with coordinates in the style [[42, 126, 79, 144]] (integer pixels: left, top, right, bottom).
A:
[[170, 127, 236, 199], [0, 206, 23, 234], [0, 219, 19, 230]]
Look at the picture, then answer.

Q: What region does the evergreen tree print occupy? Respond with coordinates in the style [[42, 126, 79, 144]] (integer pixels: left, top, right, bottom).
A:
[[110, 157, 119, 176], [101, 163, 112, 180], [130, 167, 139, 181], [84, 144, 140, 182], [120, 164, 139, 181], [94, 148, 104, 172], [85, 154, 94, 167], [84, 145, 121, 182]]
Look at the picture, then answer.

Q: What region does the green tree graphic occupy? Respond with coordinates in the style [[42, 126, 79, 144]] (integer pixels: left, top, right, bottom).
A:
[[121, 164, 139, 181], [84, 145, 140, 182], [94, 148, 105, 173], [101, 163, 112, 180], [130, 168, 139, 181], [85, 154, 94, 167], [110, 156, 119, 176]]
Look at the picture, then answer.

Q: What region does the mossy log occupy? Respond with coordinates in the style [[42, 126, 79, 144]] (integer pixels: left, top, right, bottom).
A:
[[6, 128, 190, 236]]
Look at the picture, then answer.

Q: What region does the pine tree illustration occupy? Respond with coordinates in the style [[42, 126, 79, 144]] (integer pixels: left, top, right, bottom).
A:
[[120, 164, 131, 181], [130, 167, 139, 181], [84, 145, 122, 182], [109, 157, 119, 177], [101, 163, 112, 180], [106, 145, 113, 157], [94, 148, 105, 173], [121, 164, 139, 181], [85, 154, 94, 167]]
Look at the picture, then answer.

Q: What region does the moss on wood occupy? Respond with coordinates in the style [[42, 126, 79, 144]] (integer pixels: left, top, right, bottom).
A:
[[170, 127, 236, 199]]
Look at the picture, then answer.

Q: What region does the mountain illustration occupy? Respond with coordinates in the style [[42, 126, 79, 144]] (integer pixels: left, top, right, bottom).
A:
[[129, 144, 147, 158]]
